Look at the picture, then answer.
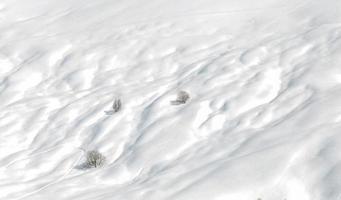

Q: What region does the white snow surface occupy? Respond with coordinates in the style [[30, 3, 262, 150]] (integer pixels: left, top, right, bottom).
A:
[[0, 0, 341, 199]]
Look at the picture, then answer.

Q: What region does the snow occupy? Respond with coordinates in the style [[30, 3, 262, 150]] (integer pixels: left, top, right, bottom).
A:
[[0, 0, 341, 199]]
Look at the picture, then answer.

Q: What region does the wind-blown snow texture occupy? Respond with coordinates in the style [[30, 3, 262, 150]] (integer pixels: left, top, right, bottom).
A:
[[0, 0, 341, 199]]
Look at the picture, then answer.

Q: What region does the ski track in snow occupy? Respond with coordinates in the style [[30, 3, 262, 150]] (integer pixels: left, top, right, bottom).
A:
[[0, 0, 341, 199]]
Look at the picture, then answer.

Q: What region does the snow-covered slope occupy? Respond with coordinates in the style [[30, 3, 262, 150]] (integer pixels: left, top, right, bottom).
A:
[[1, 0, 341, 199]]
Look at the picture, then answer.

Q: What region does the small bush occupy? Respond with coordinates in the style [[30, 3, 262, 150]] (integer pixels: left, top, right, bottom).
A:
[[85, 150, 106, 168], [177, 91, 190, 103], [112, 98, 122, 112], [171, 91, 190, 105]]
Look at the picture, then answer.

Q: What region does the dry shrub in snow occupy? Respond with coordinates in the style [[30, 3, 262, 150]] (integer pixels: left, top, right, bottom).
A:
[[112, 98, 122, 112], [171, 90, 190, 105], [85, 150, 106, 168]]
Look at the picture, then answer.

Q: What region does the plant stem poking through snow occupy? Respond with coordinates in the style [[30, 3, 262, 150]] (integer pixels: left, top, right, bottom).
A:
[[105, 98, 122, 115], [112, 98, 122, 112], [171, 91, 190, 105]]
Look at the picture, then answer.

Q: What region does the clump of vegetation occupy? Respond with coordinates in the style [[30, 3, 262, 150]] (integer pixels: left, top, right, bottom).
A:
[[112, 98, 122, 112], [170, 90, 190, 105], [104, 98, 122, 115], [85, 150, 106, 168]]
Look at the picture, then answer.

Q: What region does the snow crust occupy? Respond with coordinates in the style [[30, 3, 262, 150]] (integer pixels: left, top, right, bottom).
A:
[[1, 0, 341, 199]]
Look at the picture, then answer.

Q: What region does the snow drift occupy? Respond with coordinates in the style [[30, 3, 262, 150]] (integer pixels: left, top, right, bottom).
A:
[[0, 0, 341, 199]]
